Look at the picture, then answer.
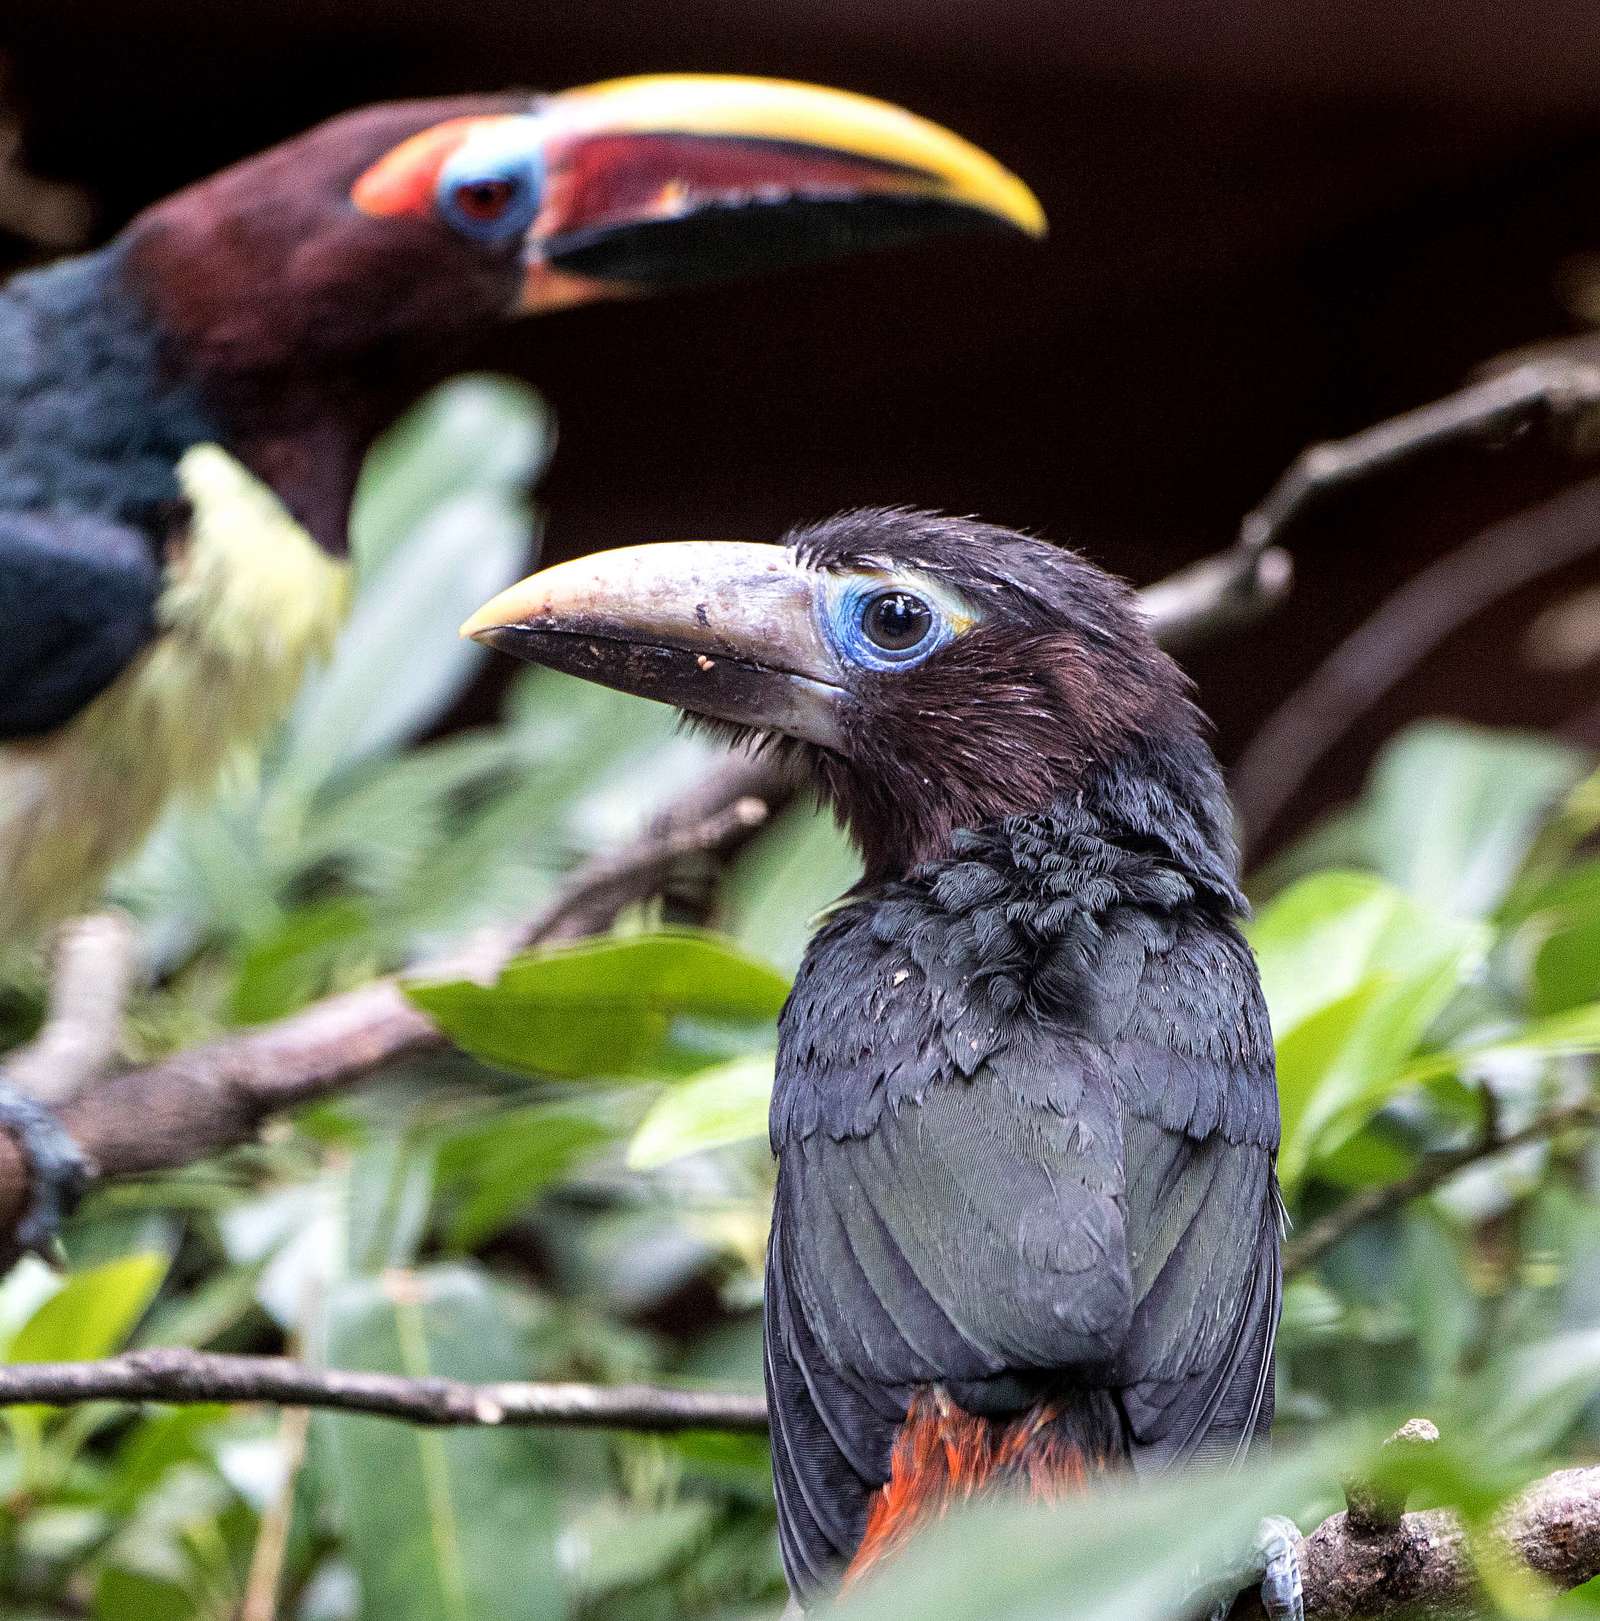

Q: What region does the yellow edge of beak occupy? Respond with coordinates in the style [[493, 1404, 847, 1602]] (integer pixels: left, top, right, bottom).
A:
[[548, 73, 1047, 238]]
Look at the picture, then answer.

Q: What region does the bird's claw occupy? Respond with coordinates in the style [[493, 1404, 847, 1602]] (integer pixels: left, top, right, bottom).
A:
[[1195, 1514, 1304, 1621], [0, 1083, 93, 1257]]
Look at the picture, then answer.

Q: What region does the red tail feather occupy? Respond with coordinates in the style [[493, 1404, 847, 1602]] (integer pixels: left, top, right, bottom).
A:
[[843, 1389, 1097, 1588]]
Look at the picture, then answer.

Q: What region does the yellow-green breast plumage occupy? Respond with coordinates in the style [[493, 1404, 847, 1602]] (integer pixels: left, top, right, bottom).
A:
[[0, 446, 350, 941]]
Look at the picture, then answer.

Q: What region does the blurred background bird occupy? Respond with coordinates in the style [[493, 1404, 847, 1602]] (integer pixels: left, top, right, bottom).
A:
[[0, 75, 1043, 1250], [464, 508, 1295, 1615]]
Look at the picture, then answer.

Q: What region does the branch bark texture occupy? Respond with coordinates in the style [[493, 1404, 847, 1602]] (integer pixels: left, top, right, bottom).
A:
[[0, 1351, 1596, 1617]]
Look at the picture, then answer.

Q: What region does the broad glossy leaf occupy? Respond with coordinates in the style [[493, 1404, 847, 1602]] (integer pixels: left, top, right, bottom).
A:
[[315, 1265, 560, 1621], [349, 375, 553, 573], [725, 803, 861, 972], [1360, 721, 1586, 917], [6, 1253, 167, 1365], [408, 932, 790, 1079], [628, 1053, 775, 1168], [1250, 873, 1488, 1188]]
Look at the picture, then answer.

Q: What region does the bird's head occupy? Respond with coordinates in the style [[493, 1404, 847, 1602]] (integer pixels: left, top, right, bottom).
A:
[[124, 76, 1043, 379], [117, 79, 1040, 555], [463, 509, 1214, 876]]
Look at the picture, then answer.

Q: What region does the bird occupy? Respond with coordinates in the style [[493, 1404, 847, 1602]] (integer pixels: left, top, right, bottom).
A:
[[0, 77, 1044, 1254], [463, 507, 1300, 1617]]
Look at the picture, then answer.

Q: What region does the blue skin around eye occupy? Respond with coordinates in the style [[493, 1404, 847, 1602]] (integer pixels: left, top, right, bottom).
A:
[[435, 145, 545, 243], [824, 582, 951, 673]]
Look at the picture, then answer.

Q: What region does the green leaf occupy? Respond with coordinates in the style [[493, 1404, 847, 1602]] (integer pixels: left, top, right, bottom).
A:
[[628, 1053, 775, 1168], [229, 898, 377, 1024], [1397, 999, 1600, 1087], [273, 376, 549, 800], [6, 1253, 168, 1365], [724, 803, 861, 973], [563, 1498, 718, 1597], [435, 1106, 614, 1250], [408, 932, 790, 1079], [94, 1567, 196, 1621], [314, 1265, 560, 1621], [349, 375, 553, 573], [1359, 722, 1586, 917], [829, 1442, 1343, 1621], [1250, 873, 1488, 1188]]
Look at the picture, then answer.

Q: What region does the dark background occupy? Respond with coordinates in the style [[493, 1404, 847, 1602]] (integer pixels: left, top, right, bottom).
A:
[[9, 0, 1600, 850]]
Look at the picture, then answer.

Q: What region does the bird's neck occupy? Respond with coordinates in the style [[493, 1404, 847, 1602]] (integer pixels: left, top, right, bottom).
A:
[[833, 731, 1245, 915]]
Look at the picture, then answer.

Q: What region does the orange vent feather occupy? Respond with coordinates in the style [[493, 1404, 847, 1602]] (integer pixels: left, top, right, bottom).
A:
[[844, 1389, 1098, 1589]]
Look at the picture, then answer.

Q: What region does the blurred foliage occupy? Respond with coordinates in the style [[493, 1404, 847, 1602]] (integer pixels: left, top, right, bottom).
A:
[[4, 380, 1600, 1618]]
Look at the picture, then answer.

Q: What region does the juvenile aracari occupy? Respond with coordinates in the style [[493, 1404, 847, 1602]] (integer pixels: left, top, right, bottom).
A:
[[0, 80, 1043, 1251], [464, 508, 1300, 1617]]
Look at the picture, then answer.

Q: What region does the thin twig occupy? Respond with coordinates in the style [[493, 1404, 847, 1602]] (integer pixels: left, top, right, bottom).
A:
[[5, 912, 137, 1107], [1232, 473, 1600, 848], [0, 1347, 768, 1433], [1235, 358, 1600, 563], [0, 1354, 1598, 1617], [1284, 1098, 1600, 1276], [240, 1403, 309, 1621]]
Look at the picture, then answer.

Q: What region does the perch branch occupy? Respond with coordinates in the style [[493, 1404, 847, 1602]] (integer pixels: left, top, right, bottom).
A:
[[1235, 358, 1600, 562], [1234, 1461, 1600, 1619], [1284, 1097, 1600, 1276], [0, 791, 770, 1233], [5, 911, 137, 1107], [0, 1358, 1596, 1615], [0, 1346, 768, 1433]]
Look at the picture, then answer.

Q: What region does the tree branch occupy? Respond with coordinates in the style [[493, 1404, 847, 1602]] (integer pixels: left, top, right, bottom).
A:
[[5, 911, 137, 1107], [0, 549, 1282, 1237], [1284, 1098, 1600, 1276], [0, 1353, 1596, 1617], [1233, 1462, 1600, 1619], [0, 790, 770, 1234], [0, 1346, 768, 1433]]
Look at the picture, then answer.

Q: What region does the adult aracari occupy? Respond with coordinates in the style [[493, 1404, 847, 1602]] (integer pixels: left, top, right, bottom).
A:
[[0, 78, 1043, 1252], [464, 508, 1302, 1618]]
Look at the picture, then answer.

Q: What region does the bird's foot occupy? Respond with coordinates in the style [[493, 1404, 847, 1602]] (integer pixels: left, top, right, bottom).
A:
[[1191, 1514, 1303, 1621], [0, 1081, 93, 1257]]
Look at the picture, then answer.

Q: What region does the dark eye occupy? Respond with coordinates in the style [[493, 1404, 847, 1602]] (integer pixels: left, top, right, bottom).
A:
[[452, 177, 519, 223], [862, 590, 934, 653]]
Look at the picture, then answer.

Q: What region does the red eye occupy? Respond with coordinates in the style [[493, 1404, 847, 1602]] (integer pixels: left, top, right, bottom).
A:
[[452, 178, 518, 222]]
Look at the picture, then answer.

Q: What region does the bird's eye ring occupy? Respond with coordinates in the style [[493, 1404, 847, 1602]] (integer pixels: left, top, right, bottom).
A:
[[452, 177, 520, 223], [860, 590, 934, 654]]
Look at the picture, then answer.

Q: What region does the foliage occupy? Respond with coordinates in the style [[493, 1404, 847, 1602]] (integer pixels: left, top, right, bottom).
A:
[[4, 381, 1600, 1618]]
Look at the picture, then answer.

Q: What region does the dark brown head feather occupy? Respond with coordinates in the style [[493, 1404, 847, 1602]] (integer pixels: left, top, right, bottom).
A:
[[782, 508, 1210, 879]]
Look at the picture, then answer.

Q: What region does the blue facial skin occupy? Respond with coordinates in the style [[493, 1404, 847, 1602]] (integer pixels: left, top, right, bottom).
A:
[[823, 579, 960, 674], [435, 129, 546, 244]]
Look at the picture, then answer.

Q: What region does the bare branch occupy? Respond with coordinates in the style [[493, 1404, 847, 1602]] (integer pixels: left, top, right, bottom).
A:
[[0, 1355, 1597, 1618], [0, 548, 1272, 1237], [1284, 1099, 1600, 1277], [0, 1346, 768, 1433], [1232, 473, 1600, 847], [1235, 358, 1600, 563], [1233, 1463, 1600, 1619], [5, 912, 137, 1107], [0, 787, 773, 1234]]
